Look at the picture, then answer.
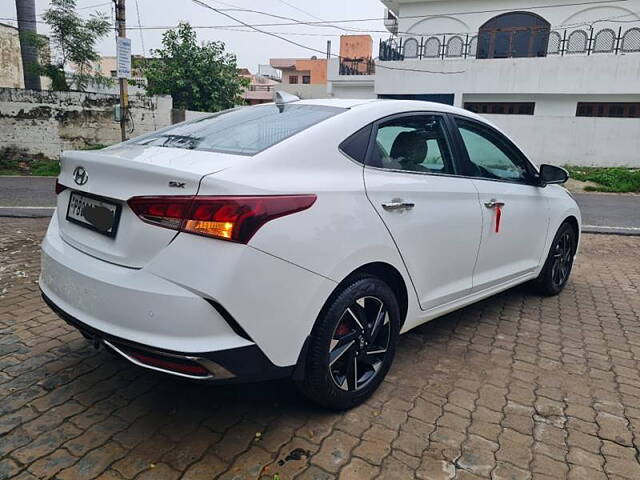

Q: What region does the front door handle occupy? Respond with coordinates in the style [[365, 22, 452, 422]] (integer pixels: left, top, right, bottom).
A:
[[382, 201, 415, 212], [484, 199, 505, 209]]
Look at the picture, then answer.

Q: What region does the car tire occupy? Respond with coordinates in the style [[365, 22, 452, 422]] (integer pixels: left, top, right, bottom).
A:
[[297, 274, 400, 411], [530, 221, 577, 296]]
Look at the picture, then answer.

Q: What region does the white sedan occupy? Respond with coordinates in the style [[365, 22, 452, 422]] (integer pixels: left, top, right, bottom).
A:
[[40, 96, 580, 410]]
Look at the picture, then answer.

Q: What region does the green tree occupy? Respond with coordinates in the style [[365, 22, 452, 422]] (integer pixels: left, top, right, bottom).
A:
[[143, 23, 249, 112], [32, 0, 111, 91]]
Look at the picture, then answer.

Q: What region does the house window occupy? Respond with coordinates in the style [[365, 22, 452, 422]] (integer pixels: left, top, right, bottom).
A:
[[110, 70, 117, 78], [302, 75, 311, 84], [576, 102, 640, 118], [477, 12, 550, 59], [289, 75, 298, 84], [464, 102, 535, 115]]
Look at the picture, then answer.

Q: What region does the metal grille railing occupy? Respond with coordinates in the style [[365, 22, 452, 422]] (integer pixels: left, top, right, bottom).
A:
[[339, 58, 376, 75], [379, 25, 640, 60]]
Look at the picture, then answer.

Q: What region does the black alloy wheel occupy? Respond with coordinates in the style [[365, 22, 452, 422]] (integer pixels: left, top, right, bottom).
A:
[[531, 221, 577, 296], [328, 296, 391, 392], [298, 274, 400, 410], [551, 229, 574, 289]]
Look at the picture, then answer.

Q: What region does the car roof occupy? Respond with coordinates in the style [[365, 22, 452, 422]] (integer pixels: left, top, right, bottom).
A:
[[297, 98, 480, 119], [296, 98, 379, 109], [299, 98, 519, 154]]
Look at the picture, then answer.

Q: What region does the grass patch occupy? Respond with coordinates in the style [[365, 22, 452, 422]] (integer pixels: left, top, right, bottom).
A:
[[0, 143, 108, 176], [564, 166, 640, 193], [0, 145, 60, 176], [31, 159, 61, 176]]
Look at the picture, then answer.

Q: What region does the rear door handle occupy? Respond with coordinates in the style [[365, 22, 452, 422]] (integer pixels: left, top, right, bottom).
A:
[[484, 199, 505, 209], [382, 201, 415, 212]]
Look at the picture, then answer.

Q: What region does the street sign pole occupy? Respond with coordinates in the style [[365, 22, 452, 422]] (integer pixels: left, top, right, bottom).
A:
[[115, 0, 129, 142]]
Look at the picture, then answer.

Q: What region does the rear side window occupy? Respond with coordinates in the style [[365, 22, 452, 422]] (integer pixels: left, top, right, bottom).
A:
[[339, 124, 372, 164], [369, 115, 454, 174], [132, 104, 345, 155]]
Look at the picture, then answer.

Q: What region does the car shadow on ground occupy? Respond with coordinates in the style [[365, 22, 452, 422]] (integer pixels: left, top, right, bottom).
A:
[[85, 283, 535, 437]]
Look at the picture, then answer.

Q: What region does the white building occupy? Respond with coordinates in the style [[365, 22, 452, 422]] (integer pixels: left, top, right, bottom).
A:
[[332, 0, 640, 167]]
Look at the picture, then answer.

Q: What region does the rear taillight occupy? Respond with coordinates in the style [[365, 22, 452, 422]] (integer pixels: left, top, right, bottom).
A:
[[128, 195, 316, 244], [55, 180, 67, 195], [128, 196, 192, 230]]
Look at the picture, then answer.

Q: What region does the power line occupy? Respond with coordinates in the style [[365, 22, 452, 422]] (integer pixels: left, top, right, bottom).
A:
[[190, 0, 467, 75], [275, 0, 324, 22], [134, 0, 146, 56], [77, 1, 112, 10], [174, 0, 638, 30], [4, 0, 636, 32], [2, 12, 638, 34], [196, 2, 368, 33]]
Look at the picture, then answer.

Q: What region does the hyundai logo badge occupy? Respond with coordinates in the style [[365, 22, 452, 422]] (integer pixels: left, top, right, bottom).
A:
[[73, 166, 88, 185]]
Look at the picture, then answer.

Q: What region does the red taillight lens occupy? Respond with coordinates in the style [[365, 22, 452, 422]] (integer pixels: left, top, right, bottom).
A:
[[55, 180, 67, 195], [128, 196, 193, 230], [128, 195, 316, 244]]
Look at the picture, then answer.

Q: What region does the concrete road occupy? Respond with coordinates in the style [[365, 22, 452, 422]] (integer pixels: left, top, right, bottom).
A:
[[0, 177, 56, 217], [1, 177, 639, 234], [572, 192, 640, 235], [3, 217, 640, 479]]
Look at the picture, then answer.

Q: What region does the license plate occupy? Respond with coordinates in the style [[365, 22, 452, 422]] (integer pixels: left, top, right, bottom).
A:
[[66, 191, 122, 237]]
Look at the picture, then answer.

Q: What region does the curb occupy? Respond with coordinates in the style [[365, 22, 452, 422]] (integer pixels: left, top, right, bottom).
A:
[[0, 207, 55, 219], [582, 228, 640, 237]]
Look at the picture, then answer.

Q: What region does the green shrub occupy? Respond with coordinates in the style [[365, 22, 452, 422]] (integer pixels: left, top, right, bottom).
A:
[[0, 146, 59, 176], [564, 166, 640, 193]]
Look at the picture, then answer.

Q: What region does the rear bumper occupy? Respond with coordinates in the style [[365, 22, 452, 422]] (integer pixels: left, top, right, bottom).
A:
[[42, 292, 290, 382], [40, 211, 336, 371]]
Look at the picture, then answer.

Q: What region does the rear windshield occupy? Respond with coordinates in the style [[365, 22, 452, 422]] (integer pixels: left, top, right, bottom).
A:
[[132, 104, 345, 155]]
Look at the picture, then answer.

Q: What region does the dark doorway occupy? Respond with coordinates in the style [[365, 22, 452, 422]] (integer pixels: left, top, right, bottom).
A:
[[477, 12, 550, 59], [378, 94, 455, 106]]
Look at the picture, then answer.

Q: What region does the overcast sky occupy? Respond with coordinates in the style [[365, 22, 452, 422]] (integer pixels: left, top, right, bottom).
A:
[[0, 0, 387, 71]]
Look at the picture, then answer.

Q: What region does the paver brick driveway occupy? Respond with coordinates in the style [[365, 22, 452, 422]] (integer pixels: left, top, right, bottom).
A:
[[1, 218, 640, 480]]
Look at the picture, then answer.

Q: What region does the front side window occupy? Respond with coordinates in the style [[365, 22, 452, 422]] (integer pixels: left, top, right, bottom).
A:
[[368, 115, 454, 174], [456, 118, 532, 182], [131, 104, 345, 155]]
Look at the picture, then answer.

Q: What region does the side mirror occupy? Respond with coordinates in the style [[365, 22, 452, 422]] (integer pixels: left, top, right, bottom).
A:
[[539, 164, 569, 186]]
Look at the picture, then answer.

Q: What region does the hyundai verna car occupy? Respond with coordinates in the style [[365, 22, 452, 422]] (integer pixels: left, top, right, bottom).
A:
[[40, 96, 580, 410]]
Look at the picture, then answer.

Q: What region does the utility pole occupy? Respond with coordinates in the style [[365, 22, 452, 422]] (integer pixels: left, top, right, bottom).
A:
[[15, 0, 41, 90], [115, 0, 128, 141]]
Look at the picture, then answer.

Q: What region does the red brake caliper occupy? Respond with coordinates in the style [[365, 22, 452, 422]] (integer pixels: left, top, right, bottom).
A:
[[335, 321, 350, 337]]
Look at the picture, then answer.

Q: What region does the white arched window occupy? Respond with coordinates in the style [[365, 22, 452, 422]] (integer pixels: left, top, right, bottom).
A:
[[446, 36, 464, 57], [593, 28, 615, 53], [622, 27, 640, 52], [567, 30, 588, 54], [547, 31, 561, 54], [423, 37, 441, 58], [403, 37, 419, 58], [467, 36, 478, 57]]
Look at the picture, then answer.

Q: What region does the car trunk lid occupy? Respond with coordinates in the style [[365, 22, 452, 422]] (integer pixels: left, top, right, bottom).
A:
[[56, 145, 245, 268]]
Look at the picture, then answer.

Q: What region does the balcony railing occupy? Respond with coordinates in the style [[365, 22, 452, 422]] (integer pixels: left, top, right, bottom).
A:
[[339, 58, 375, 76], [379, 25, 640, 61], [248, 85, 275, 92]]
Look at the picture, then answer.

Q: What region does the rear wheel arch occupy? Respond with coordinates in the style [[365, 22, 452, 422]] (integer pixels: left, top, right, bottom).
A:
[[293, 261, 408, 383], [333, 262, 408, 329]]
